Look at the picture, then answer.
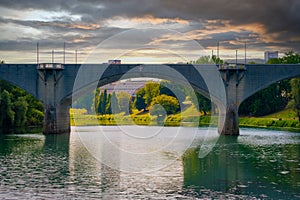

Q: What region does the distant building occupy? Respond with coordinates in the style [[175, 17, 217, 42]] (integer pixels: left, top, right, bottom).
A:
[[108, 60, 121, 64], [264, 51, 278, 63]]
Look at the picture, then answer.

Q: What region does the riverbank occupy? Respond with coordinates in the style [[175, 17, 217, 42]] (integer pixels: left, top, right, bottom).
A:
[[70, 108, 300, 132], [239, 109, 300, 132]]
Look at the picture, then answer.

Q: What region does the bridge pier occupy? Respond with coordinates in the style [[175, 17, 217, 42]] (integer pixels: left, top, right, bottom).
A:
[[37, 64, 71, 134], [219, 65, 246, 136], [43, 103, 70, 134], [219, 104, 239, 135]]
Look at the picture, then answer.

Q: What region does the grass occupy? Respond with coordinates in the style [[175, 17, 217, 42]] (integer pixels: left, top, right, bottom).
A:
[[239, 109, 300, 131], [70, 106, 300, 132]]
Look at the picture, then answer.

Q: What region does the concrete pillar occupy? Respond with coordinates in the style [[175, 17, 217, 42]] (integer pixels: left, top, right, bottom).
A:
[[38, 64, 71, 134], [43, 103, 70, 134], [220, 104, 239, 135], [218, 67, 245, 136]]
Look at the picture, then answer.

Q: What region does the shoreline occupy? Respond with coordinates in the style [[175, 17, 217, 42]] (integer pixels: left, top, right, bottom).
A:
[[70, 113, 300, 133]]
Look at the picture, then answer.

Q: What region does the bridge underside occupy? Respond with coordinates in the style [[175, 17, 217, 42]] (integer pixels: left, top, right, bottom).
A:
[[1, 63, 300, 136]]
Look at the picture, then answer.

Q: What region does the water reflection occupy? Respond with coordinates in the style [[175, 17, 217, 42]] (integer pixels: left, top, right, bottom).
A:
[[182, 130, 300, 199], [0, 128, 299, 199]]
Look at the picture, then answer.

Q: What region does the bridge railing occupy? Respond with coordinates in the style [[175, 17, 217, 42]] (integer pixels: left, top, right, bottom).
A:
[[218, 63, 246, 71], [37, 63, 64, 70]]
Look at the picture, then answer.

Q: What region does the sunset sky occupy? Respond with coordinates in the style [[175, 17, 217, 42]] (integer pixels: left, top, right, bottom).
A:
[[0, 0, 299, 63]]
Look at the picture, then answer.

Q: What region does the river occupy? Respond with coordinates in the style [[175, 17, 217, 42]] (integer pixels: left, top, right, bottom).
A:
[[0, 126, 299, 199]]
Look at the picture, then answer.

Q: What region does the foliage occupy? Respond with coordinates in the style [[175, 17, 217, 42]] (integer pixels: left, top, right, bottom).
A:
[[150, 94, 180, 115], [134, 88, 146, 111], [0, 80, 44, 130], [149, 104, 166, 117], [117, 91, 132, 115], [143, 82, 160, 109], [190, 92, 211, 115], [73, 91, 94, 113], [190, 55, 224, 64], [240, 51, 300, 117], [290, 78, 300, 121], [13, 97, 28, 127], [111, 92, 120, 113], [239, 82, 290, 116], [0, 90, 15, 128], [159, 81, 186, 103]]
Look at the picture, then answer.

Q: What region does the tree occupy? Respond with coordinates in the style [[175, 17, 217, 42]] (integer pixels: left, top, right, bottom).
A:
[[105, 93, 112, 114], [281, 51, 300, 121], [282, 51, 300, 64], [111, 92, 120, 114], [13, 97, 28, 127], [134, 88, 147, 111], [159, 81, 186, 103], [117, 92, 132, 115], [149, 104, 167, 125], [0, 90, 15, 128], [240, 51, 300, 117], [73, 91, 94, 113], [143, 82, 160, 110], [92, 87, 101, 114], [239, 82, 290, 116], [190, 55, 224, 64], [150, 94, 180, 115], [211, 55, 224, 64], [189, 91, 211, 115], [290, 78, 300, 121]]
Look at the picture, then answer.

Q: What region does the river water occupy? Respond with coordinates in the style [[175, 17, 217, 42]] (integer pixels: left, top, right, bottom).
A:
[[0, 126, 299, 199]]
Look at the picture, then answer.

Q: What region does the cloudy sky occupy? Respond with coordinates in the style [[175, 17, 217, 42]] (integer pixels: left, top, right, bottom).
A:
[[0, 0, 299, 63]]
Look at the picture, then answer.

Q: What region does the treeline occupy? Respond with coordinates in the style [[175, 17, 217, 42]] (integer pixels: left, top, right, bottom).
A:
[[239, 51, 300, 121], [74, 81, 211, 117], [0, 80, 44, 131], [92, 89, 132, 115]]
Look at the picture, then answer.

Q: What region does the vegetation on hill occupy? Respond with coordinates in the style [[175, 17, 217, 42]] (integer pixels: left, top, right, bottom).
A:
[[0, 80, 44, 132], [239, 51, 300, 120]]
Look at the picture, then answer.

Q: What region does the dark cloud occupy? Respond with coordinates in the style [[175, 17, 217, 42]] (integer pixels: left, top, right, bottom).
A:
[[0, 0, 300, 60]]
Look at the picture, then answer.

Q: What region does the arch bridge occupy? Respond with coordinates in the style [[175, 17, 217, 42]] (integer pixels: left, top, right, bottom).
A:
[[0, 63, 299, 135]]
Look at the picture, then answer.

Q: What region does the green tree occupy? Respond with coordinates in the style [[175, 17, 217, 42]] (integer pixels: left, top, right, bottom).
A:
[[143, 82, 160, 110], [282, 51, 300, 64], [134, 88, 147, 111], [111, 91, 120, 113], [190, 55, 224, 64], [101, 89, 108, 115], [239, 82, 290, 116], [159, 81, 186, 103], [281, 51, 300, 120], [150, 94, 180, 115], [13, 97, 28, 127], [73, 91, 94, 113], [290, 78, 300, 121], [266, 58, 282, 64], [92, 88, 101, 114], [0, 90, 15, 128], [240, 51, 300, 117], [149, 104, 167, 125], [105, 93, 112, 114], [117, 92, 132, 115], [211, 55, 224, 64]]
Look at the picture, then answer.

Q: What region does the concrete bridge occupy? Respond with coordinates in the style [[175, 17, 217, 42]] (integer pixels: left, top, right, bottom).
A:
[[0, 63, 299, 135]]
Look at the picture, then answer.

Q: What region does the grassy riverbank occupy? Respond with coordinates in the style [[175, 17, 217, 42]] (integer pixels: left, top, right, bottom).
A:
[[239, 109, 300, 131], [70, 108, 300, 132]]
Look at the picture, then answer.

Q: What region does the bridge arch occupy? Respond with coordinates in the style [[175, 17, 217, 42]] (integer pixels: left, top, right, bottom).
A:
[[239, 64, 300, 103]]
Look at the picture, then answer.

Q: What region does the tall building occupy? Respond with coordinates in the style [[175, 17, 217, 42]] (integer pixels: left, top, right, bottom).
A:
[[264, 51, 278, 63]]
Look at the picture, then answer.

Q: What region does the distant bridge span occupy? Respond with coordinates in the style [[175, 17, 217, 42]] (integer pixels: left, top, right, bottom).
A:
[[0, 63, 299, 135]]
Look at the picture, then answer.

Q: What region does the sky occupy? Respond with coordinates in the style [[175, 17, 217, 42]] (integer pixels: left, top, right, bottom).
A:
[[0, 0, 299, 63]]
